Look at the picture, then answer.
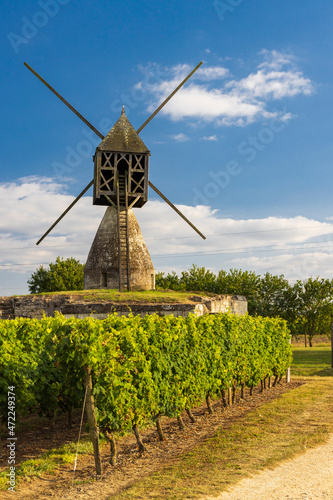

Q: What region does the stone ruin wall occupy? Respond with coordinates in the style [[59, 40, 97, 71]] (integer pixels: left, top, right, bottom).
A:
[[0, 294, 247, 320]]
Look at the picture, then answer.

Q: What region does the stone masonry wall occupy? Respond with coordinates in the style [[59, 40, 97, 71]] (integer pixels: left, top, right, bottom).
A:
[[0, 294, 247, 320]]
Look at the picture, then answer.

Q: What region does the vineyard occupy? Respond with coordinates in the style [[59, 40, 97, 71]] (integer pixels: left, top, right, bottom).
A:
[[0, 312, 292, 473]]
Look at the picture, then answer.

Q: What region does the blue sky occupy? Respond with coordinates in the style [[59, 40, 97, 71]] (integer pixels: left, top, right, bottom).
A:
[[1, 0, 333, 295]]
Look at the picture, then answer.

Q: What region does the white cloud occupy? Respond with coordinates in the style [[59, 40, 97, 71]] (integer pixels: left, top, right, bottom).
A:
[[258, 49, 298, 70], [201, 135, 218, 141], [172, 133, 190, 142], [227, 69, 313, 100], [0, 177, 332, 295], [164, 63, 230, 81], [280, 112, 294, 122], [196, 66, 230, 80], [137, 205, 333, 282], [230, 251, 333, 283], [149, 83, 273, 125], [142, 50, 314, 127], [0, 177, 104, 237], [0, 178, 104, 286]]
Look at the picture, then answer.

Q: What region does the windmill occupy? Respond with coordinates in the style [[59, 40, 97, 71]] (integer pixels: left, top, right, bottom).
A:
[[24, 61, 206, 291]]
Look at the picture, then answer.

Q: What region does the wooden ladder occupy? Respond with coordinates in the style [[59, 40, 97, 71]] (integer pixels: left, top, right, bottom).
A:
[[117, 172, 130, 291]]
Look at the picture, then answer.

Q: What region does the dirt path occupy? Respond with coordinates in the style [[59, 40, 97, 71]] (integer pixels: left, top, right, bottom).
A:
[[208, 434, 333, 500]]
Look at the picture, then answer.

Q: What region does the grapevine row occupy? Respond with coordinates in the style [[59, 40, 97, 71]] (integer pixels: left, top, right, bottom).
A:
[[0, 312, 292, 467]]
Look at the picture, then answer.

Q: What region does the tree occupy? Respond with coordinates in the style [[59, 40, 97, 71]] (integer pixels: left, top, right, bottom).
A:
[[155, 266, 333, 346], [291, 277, 333, 347], [156, 265, 216, 292], [155, 271, 184, 291], [254, 272, 291, 318], [215, 268, 261, 315], [180, 265, 217, 292], [28, 257, 84, 294]]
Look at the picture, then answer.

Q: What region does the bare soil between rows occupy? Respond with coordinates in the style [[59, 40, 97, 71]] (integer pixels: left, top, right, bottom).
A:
[[0, 380, 302, 500]]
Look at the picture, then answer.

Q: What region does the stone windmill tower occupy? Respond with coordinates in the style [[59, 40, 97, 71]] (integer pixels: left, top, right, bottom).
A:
[[86, 107, 153, 291], [25, 61, 206, 291]]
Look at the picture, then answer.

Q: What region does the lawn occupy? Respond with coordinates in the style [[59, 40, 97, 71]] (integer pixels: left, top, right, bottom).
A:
[[291, 345, 333, 377], [31, 289, 214, 303]]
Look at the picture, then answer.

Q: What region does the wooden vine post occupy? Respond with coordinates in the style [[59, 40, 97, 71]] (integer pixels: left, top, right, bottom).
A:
[[84, 366, 102, 475], [286, 337, 291, 384], [228, 386, 232, 406]]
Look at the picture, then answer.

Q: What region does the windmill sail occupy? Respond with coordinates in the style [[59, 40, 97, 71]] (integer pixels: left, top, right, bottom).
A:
[[25, 61, 206, 244]]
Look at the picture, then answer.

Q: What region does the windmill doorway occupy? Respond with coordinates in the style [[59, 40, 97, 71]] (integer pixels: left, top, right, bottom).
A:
[[117, 156, 130, 179]]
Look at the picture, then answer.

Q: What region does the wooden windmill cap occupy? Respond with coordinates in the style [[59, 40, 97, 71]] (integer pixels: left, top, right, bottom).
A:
[[97, 106, 150, 154]]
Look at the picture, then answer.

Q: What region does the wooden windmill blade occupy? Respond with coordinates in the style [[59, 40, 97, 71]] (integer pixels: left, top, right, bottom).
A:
[[24, 61, 202, 140], [25, 61, 206, 244], [24, 63, 104, 140], [36, 180, 94, 245], [148, 182, 206, 240], [136, 61, 203, 134]]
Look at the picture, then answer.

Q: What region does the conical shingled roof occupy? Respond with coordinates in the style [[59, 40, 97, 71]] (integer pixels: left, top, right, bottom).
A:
[[97, 107, 150, 154]]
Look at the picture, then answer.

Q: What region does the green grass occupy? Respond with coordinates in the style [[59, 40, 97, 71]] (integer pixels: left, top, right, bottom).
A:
[[17, 289, 214, 303], [0, 437, 103, 491], [291, 345, 333, 377]]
